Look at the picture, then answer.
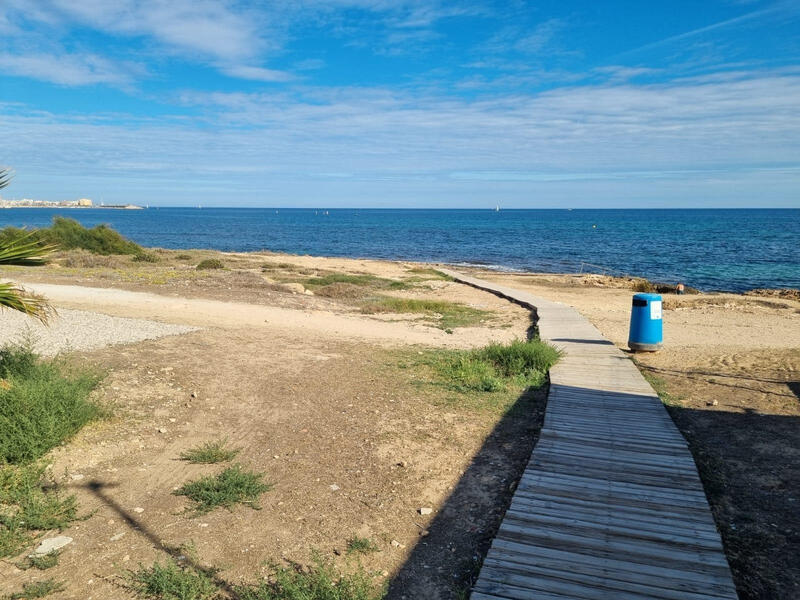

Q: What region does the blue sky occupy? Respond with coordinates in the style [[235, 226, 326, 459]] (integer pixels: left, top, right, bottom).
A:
[[1, 1, 799, 207]]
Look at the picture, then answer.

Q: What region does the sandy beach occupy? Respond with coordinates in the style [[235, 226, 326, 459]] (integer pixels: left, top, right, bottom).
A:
[[1, 249, 798, 599]]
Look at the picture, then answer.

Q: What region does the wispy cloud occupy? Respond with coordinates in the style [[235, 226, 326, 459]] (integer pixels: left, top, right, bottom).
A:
[[3, 68, 798, 205], [0, 52, 143, 86], [616, 0, 800, 59]]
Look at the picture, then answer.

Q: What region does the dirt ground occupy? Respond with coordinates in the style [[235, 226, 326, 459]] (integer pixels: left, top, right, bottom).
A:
[[471, 269, 800, 600], [2, 252, 798, 599], [1, 253, 539, 600]]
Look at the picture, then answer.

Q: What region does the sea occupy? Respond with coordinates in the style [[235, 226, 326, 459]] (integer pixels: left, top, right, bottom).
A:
[[0, 208, 797, 293]]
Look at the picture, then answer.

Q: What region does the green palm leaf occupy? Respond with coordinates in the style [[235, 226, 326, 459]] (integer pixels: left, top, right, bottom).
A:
[[0, 167, 56, 322], [0, 232, 56, 265], [0, 167, 12, 190], [0, 282, 53, 323]]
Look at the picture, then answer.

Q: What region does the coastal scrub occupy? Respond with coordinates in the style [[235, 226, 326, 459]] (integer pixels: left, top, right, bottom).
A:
[[0, 343, 102, 464]]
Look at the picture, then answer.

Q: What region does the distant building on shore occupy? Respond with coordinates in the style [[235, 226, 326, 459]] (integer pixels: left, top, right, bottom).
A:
[[0, 196, 142, 209]]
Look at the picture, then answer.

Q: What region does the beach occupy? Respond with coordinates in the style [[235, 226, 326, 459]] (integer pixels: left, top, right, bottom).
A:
[[1, 248, 798, 599]]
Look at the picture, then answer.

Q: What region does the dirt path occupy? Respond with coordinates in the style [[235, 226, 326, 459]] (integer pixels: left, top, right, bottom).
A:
[[19, 282, 523, 349], [1, 276, 538, 600]]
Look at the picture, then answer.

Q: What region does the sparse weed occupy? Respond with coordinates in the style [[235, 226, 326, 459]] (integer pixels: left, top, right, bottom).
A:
[[6, 578, 65, 599], [0, 463, 79, 558], [346, 536, 378, 555], [127, 560, 219, 600], [180, 440, 239, 464], [174, 464, 272, 514], [361, 297, 488, 330], [237, 554, 384, 600]]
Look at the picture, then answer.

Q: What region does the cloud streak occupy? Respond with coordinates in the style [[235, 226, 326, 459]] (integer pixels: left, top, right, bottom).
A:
[[2, 69, 798, 205]]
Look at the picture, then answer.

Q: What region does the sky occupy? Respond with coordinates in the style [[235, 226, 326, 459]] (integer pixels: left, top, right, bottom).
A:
[[1, 1, 799, 208]]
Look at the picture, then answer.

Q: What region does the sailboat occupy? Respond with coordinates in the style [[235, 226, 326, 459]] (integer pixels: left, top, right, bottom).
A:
[[495, 205, 500, 212]]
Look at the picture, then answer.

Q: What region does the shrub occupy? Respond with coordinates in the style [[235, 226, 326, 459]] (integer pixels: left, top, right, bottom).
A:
[[175, 254, 193, 261], [196, 259, 224, 270], [174, 464, 272, 514], [0, 344, 102, 465], [42, 217, 142, 255], [132, 251, 160, 263]]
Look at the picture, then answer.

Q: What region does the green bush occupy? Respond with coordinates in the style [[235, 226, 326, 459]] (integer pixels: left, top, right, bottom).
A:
[[196, 259, 225, 270], [0, 218, 143, 256], [429, 339, 561, 394], [0, 344, 102, 464], [45, 217, 142, 255]]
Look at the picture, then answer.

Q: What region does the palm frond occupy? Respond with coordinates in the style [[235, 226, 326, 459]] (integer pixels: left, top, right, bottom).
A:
[[0, 232, 56, 265], [0, 282, 55, 323], [0, 167, 13, 190]]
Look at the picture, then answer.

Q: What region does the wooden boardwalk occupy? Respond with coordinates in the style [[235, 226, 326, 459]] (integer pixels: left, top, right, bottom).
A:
[[439, 270, 738, 600]]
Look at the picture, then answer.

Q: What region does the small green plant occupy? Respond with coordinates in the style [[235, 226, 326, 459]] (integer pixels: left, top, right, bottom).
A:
[[0, 343, 102, 464], [176, 254, 193, 261], [237, 554, 384, 600], [346, 536, 378, 555], [180, 439, 240, 464], [174, 464, 272, 514], [0, 463, 79, 558], [6, 578, 65, 599], [132, 251, 160, 263], [127, 560, 219, 600], [361, 297, 488, 330], [196, 259, 225, 270]]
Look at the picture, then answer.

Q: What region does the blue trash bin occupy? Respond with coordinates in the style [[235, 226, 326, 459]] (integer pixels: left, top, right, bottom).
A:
[[628, 293, 663, 352]]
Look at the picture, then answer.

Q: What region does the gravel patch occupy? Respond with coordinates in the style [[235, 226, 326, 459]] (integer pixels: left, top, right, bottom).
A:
[[0, 308, 199, 356]]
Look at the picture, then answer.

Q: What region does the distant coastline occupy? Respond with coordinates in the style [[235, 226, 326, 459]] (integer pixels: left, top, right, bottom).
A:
[[0, 201, 143, 210]]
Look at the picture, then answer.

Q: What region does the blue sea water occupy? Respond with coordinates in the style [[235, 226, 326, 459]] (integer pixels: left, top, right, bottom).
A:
[[0, 208, 797, 293]]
